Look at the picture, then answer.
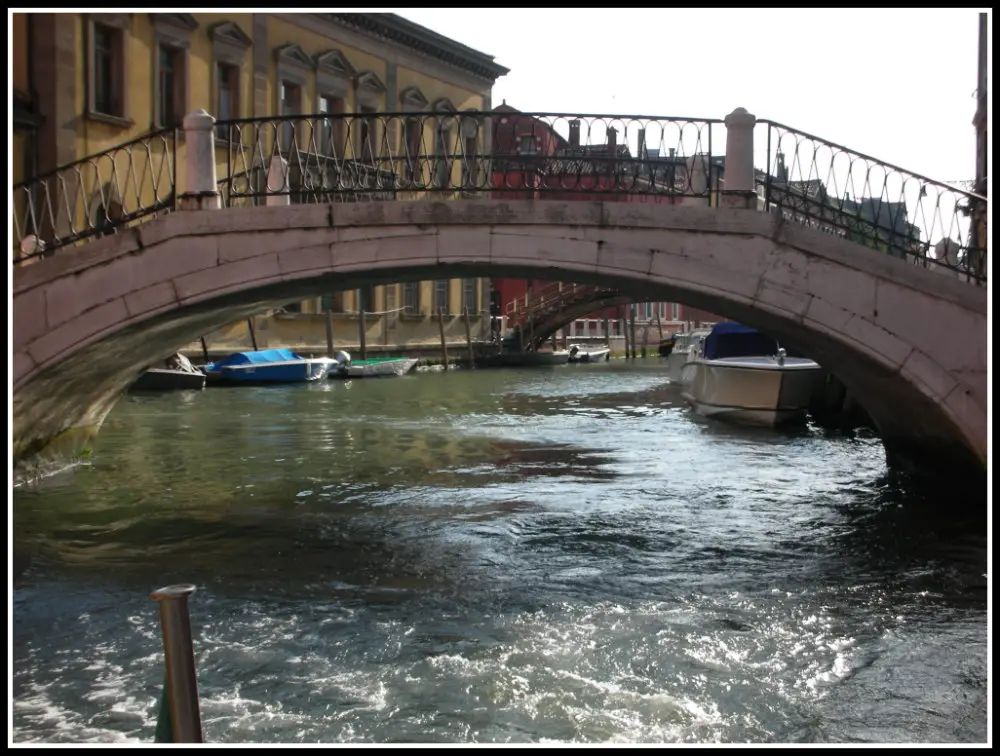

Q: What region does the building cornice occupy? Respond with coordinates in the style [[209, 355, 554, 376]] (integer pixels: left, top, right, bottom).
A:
[[320, 13, 509, 84]]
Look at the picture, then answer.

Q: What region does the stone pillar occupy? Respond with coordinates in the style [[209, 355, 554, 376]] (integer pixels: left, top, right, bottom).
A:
[[721, 107, 757, 209], [265, 156, 290, 207], [178, 110, 220, 211]]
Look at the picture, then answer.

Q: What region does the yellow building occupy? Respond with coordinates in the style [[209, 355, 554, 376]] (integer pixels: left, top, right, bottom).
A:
[[12, 12, 509, 351]]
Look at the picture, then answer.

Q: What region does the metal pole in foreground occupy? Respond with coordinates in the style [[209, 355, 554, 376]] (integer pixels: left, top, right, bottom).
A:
[[150, 584, 203, 743]]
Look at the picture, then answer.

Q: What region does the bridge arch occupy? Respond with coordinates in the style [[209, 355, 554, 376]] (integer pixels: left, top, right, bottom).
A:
[[13, 200, 986, 480]]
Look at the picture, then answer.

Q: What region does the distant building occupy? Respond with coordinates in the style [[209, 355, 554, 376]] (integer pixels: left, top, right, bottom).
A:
[[488, 103, 721, 334]]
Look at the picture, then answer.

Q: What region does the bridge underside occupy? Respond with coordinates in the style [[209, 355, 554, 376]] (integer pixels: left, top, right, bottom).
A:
[[13, 202, 987, 489]]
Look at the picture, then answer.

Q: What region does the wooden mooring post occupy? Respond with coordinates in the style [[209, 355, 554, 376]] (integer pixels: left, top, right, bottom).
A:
[[358, 308, 367, 360], [199, 338, 209, 364], [246, 318, 258, 351], [630, 308, 637, 360], [462, 307, 475, 369], [438, 307, 449, 370], [641, 321, 649, 358], [325, 309, 334, 358]]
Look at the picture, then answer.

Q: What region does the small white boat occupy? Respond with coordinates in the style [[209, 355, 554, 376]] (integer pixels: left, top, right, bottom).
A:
[[665, 328, 712, 383], [568, 344, 610, 363], [681, 323, 823, 427], [130, 353, 206, 391], [330, 355, 419, 379]]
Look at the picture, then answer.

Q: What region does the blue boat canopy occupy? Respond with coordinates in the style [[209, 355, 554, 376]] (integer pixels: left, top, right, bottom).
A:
[[703, 322, 779, 360], [207, 348, 303, 370]]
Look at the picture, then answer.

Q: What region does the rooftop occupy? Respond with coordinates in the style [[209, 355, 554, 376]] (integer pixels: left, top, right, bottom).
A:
[[323, 13, 510, 83]]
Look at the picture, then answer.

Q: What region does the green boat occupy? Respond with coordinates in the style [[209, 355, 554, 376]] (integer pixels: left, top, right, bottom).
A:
[[331, 356, 419, 379]]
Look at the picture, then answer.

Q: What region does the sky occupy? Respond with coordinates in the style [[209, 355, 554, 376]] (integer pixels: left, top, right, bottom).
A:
[[397, 9, 989, 188]]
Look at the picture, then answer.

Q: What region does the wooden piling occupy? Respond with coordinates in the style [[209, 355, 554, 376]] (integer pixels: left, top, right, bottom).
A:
[[246, 318, 258, 351], [641, 321, 649, 358], [463, 307, 475, 369], [438, 307, 449, 370], [358, 308, 367, 360], [603, 314, 610, 346], [655, 309, 663, 340], [629, 308, 637, 360], [199, 338, 209, 364], [325, 309, 334, 358]]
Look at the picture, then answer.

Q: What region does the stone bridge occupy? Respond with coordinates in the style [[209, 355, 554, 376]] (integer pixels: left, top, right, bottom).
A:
[[11, 108, 988, 483]]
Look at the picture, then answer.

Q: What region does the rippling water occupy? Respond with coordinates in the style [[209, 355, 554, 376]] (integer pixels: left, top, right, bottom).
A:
[[12, 361, 988, 743]]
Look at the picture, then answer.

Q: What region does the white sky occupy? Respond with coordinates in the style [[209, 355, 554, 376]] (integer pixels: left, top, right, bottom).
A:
[[398, 9, 989, 187]]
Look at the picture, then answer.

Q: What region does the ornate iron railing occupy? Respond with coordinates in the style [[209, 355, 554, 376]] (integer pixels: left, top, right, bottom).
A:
[[756, 120, 987, 284], [12, 129, 177, 266], [216, 112, 722, 204]]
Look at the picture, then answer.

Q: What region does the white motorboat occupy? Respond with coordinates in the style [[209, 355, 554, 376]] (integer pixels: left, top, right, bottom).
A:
[[568, 344, 610, 363], [664, 328, 712, 384], [680, 322, 823, 427]]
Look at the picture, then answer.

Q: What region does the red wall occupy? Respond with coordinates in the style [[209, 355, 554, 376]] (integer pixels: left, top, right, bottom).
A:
[[488, 106, 720, 326]]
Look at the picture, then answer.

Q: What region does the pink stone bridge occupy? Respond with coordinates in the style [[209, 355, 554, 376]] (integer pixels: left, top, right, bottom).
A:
[[12, 108, 988, 482], [13, 199, 987, 480]]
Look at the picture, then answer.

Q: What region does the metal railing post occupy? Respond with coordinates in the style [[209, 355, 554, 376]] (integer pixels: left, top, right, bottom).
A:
[[151, 584, 203, 743]]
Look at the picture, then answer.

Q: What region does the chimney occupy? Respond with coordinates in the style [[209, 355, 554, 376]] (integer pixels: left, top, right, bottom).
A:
[[606, 126, 617, 153], [776, 151, 788, 182], [669, 148, 675, 158], [569, 119, 580, 147]]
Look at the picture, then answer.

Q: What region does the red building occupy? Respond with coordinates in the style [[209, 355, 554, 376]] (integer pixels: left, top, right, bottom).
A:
[[488, 104, 721, 333]]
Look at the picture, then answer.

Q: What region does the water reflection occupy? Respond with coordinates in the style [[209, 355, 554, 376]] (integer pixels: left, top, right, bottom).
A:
[[12, 361, 986, 744]]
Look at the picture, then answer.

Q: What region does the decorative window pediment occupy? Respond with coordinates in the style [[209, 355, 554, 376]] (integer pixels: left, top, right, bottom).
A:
[[209, 21, 252, 50], [355, 70, 387, 95], [274, 43, 314, 70], [400, 86, 429, 110], [433, 97, 457, 113], [150, 13, 198, 32], [315, 49, 356, 78]]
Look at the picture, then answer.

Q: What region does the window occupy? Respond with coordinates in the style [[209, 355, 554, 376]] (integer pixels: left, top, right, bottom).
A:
[[434, 124, 451, 188], [279, 82, 300, 151], [283, 301, 302, 314], [358, 105, 377, 164], [403, 282, 420, 314], [357, 286, 375, 313], [404, 117, 422, 181], [644, 302, 653, 320], [433, 280, 450, 314], [671, 303, 680, 321], [92, 24, 123, 117], [215, 62, 238, 141], [461, 278, 478, 314], [519, 135, 536, 154], [321, 292, 344, 313], [156, 44, 184, 128], [318, 95, 345, 158]]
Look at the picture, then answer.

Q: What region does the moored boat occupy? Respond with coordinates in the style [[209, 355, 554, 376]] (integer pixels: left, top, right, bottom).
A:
[[130, 353, 207, 391], [568, 344, 611, 363], [202, 348, 331, 385], [482, 350, 571, 367], [664, 328, 712, 383], [329, 354, 419, 379], [657, 334, 676, 357], [680, 322, 823, 427]]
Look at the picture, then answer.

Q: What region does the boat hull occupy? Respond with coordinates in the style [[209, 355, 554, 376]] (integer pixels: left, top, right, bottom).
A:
[[210, 359, 330, 384], [484, 351, 571, 367], [681, 357, 823, 427], [331, 357, 419, 379], [568, 346, 610, 363], [130, 368, 206, 391]]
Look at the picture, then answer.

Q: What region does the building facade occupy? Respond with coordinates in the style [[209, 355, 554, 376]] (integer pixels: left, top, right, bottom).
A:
[[487, 104, 723, 336], [12, 12, 510, 353]]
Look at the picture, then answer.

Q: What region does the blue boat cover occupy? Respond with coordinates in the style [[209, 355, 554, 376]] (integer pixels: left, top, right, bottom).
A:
[[207, 348, 303, 370], [703, 322, 779, 360]]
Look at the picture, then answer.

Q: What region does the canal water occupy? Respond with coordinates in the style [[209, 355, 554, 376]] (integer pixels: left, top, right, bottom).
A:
[[11, 361, 988, 743]]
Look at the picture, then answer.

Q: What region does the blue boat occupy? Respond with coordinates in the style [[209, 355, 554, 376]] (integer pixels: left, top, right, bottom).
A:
[[202, 348, 332, 385]]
